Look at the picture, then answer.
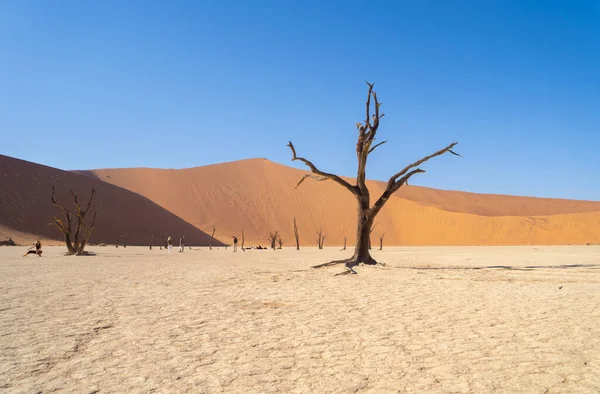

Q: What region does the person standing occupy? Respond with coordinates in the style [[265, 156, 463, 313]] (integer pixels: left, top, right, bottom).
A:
[[179, 235, 185, 252], [167, 236, 173, 253]]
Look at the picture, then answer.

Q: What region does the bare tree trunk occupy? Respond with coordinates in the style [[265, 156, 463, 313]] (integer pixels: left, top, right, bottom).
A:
[[268, 231, 279, 250], [241, 230, 245, 251], [150, 233, 154, 250], [277, 237, 283, 249], [379, 232, 385, 250], [293, 218, 300, 250], [343, 237, 347, 250], [209, 226, 215, 250], [116, 236, 120, 248], [317, 229, 325, 249]]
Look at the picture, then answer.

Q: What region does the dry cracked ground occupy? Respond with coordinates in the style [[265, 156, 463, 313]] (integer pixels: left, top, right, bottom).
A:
[[1, 245, 599, 393]]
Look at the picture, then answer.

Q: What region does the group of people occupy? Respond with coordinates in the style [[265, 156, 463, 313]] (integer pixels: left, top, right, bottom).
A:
[[22, 234, 240, 256], [165, 236, 185, 253]]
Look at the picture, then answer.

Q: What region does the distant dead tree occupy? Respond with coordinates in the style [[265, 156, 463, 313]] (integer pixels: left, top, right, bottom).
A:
[[277, 237, 284, 249], [149, 233, 154, 250], [51, 185, 97, 255], [368, 222, 379, 250], [209, 226, 216, 250], [116, 235, 120, 248], [317, 229, 325, 250], [268, 231, 280, 250], [241, 230, 245, 251], [123, 234, 127, 248], [288, 82, 459, 273], [342, 237, 347, 251], [293, 217, 300, 250], [379, 232, 385, 250]]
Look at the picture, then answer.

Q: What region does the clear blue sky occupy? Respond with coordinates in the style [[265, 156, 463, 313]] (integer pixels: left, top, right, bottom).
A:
[[1, 1, 598, 200]]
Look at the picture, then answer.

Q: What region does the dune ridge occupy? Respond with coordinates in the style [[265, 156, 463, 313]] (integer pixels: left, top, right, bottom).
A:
[[0, 155, 224, 246], [75, 158, 600, 246]]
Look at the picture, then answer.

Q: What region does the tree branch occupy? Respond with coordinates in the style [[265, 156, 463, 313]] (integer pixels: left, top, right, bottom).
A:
[[386, 142, 459, 188], [368, 140, 387, 154], [288, 141, 357, 195], [296, 174, 328, 188]]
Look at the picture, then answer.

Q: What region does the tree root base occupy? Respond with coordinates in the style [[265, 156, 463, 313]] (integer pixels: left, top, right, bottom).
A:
[[312, 256, 383, 274]]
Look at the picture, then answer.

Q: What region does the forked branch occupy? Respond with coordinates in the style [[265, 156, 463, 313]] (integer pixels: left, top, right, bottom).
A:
[[288, 141, 357, 195]]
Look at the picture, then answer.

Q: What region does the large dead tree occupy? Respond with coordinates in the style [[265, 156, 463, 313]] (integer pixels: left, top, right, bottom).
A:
[[51, 186, 97, 255], [288, 82, 459, 273], [293, 218, 300, 250], [317, 229, 325, 249]]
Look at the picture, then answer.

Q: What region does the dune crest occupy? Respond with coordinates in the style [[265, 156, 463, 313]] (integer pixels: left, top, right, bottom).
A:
[[75, 158, 600, 246], [0, 155, 224, 246]]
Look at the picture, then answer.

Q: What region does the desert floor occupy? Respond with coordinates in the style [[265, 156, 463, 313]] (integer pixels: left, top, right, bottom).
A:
[[1, 245, 599, 393]]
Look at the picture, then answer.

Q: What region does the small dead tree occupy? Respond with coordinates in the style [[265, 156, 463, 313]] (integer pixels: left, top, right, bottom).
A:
[[277, 237, 284, 249], [123, 234, 127, 248], [288, 82, 459, 272], [342, 237, 347, 251], [293, 217, 300, 250], [149, 233, 154, 250], [209, 226, 216, 250], [268, 231, 279, 250], [368, 222, 379, 250], [317, 229, 325, 249], [241, 230, 245, 252], [51, 186, 97, 255], [379, 232, 385, 250], [116, 236, 120, 248]]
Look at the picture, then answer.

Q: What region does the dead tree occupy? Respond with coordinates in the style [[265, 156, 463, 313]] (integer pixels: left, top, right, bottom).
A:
[[149, 233, 154, 250], [317, 229, 325, 249], [268, 231, 279, 250], [368, 222, 379, 250], [51, 186, 97, 255], [123, 234, 127, 248], [209, 226, 216, 250], [288, 82, 459, 272], [342, 237, 347, 251], [241, 230, 245, 252], [293, 217, 300, 250], [116, 236, 120, 248], [277, 237, 284, 249], [379, 232, 385, 250]]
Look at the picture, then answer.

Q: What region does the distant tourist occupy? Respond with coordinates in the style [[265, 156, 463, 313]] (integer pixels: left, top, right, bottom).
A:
[[179, 235, 185, 252], [232, 236, 238, 252], [167, 236, 173, 253], [23, 240, 43, 257]]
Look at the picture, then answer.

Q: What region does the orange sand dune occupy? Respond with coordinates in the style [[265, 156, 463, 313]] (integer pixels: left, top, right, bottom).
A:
[[77, 158, 600, 246], [0, 155, 223, 246]]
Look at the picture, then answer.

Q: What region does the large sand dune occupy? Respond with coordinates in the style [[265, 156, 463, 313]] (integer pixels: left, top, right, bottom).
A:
[[77, 158, 600, 246], [0, 155, 223, 246]]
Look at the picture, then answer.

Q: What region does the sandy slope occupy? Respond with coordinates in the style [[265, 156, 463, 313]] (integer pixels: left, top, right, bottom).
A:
[[1, 246, 599, 393], [0, 155, 223, 246], [78, 158, 600, 246]]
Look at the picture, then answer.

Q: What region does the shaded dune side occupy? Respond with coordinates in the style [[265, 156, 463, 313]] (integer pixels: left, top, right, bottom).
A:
[[79, 159, 600, 246], [0, 155, 224, 246]]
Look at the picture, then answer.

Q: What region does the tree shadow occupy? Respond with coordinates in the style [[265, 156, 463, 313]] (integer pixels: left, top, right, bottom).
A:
[[403, 264, 600, 272]]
